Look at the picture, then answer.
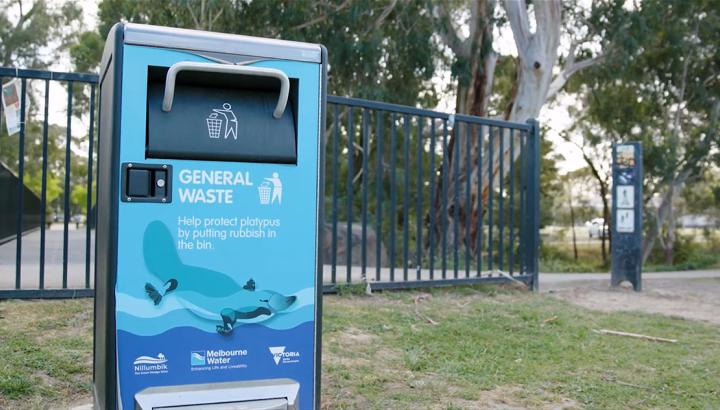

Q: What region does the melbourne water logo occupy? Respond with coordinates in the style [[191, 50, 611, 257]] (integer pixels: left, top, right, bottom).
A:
[[190, 351, 206, 366], [190, 349, 248, 371], [133, 353, 168, 375], [269, 346, 300, 365]]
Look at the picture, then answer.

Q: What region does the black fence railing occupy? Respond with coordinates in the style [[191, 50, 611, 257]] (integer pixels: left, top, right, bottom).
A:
[[323, 96, 539, 291], [0, 67, 539, 299], [0, 67, 98, 298]]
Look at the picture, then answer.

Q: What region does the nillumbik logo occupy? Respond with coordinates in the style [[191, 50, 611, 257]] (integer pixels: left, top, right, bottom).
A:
[[133, 353, 168, 375]]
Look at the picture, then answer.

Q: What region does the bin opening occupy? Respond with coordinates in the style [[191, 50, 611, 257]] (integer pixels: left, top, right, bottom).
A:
[[146, 65, 298, 164]]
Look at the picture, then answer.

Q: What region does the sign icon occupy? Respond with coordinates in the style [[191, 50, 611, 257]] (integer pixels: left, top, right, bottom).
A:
[[206, 102, 238, 140], [617, 209, 635, 233], [617, 185, 634, 208], [259, 172, 282, 205], [616, 144, 636, 168]]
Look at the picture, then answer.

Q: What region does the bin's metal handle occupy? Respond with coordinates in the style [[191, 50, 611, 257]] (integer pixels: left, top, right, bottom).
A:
[[162, 62, 290, 119]]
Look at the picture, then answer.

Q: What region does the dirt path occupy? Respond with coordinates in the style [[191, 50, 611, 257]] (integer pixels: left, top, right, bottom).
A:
[[541, 271, 720, 326]]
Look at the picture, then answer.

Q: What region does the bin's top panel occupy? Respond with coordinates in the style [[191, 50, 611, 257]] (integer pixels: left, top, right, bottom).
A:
[[123, 23, 322, 63]]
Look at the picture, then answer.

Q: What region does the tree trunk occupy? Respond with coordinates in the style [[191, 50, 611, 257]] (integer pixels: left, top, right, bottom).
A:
[[664, 183, 676, 265], [600, 182, 609, 264], [434, 0, 604, 264], [568, 184, 578, 261], [642, 168, 691, 263]]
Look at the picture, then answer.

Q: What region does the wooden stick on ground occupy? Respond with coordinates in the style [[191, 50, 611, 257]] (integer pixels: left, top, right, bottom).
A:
[[592, 329, 677, 343]]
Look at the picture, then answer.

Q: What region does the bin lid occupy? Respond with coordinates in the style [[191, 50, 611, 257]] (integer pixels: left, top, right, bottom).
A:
[[123, 23, 322, 63]]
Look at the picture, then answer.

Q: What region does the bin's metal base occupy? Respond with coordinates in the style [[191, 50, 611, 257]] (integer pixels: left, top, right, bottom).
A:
[[134, 378, 299, 410]]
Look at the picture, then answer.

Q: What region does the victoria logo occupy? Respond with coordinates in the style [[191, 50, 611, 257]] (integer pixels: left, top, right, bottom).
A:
[[133, 353, 168, 375], [268, 346, 300, 365]]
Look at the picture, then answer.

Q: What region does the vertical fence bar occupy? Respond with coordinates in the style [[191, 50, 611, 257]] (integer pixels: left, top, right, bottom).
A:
[[508, 128, 515, 274], [62, 82, 73, 289], [331, 104, 339, 284], [487, 127, 494, 271], [94, 80, 102, 287], [402, 115, 410, 281], [361, 109, 369, 276], [519, 132, 526, 274], [476, 125, 483, 275], [15, 78, 27, 290], [0, 76, 3, 133], [85, 83, 96, 288], [346, 107, 354, 283], [415, 116, 423, 280], [527, 120, 541, 290], [389, 113, 397, 281], [452, 127, 460, 278], [39, 80, 50, 289], [441, 119, 448, 278], [498, 127, 505, 271], [429, 119, 436, 279], [464, 122, 472, 277], [375, 110, 383, 282]]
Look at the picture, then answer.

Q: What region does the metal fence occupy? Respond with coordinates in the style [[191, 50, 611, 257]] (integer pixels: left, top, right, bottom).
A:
[[0, 67, 539, 299], [0, 67, 98, 299], [323, 96, 539, 292]]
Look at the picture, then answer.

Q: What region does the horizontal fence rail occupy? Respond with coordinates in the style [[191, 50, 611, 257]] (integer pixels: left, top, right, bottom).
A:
[[0, 67, 539, 299]]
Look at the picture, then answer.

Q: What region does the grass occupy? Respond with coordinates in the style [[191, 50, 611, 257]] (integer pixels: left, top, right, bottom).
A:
[[1, 287, 719, 409], [540, 239, 720, 273]]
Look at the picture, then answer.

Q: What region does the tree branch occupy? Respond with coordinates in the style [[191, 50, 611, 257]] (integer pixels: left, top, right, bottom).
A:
[[187, 4, 201, 29], [293, 0, 352, 30], [504, 0, 531, 59], [433, 0, 468, 58], [374, 0, 398, 30], [547, 54, 605, 99]]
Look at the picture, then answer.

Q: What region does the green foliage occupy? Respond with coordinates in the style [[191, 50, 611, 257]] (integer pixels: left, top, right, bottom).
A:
[[74, 0, 437, 106], [539, 243, 607, 273], [574, 0, 720, 198], [0, 118, 92, 216], [0, 0, 82, 68]]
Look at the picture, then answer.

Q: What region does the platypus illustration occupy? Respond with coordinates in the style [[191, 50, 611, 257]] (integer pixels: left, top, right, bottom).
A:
[[142, 221, 296, 335]]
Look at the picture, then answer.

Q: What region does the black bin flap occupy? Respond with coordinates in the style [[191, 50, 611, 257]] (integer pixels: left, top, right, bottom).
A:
[[146, 65, 297, 164]]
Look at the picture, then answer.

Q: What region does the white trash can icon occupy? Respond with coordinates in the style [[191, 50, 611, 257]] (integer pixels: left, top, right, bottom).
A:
[[258, 181, 272, 204], [206, 113, 222, 138]]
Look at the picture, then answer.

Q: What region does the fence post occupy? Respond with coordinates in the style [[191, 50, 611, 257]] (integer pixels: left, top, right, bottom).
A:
[[526, 119, 541, 291]]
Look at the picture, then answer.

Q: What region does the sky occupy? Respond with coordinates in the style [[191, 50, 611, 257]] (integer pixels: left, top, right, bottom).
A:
[[35, 0, 584, 173]]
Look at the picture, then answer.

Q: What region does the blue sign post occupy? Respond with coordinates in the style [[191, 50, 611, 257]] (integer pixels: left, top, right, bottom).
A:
[[94, 24, 326, 409], [611, 142, 643, 291]]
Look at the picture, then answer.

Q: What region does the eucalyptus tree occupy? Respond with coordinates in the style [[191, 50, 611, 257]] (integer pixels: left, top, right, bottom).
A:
[[429, 0, 616, 258], [572, 0, 720, 264]]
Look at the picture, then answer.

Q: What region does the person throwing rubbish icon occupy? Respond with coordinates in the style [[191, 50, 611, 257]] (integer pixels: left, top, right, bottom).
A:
[[212, 103, 238, 140], [264, 172, 282, 205]]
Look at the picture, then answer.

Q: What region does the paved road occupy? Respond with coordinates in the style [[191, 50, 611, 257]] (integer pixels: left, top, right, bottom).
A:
[[0, 226, 94, 290], [539, 270, 720, 292], [2, 228, 718, 291]]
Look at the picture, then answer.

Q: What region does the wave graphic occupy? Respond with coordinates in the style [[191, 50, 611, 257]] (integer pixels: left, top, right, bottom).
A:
[[117, 287, 315, 319], [191, 352, 204, 361], [116, 287, 316, 336], [117, 304, 315, 336]]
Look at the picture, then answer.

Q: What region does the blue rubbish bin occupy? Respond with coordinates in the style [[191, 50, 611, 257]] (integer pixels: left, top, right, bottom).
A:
[[94, 23, 326, 410]]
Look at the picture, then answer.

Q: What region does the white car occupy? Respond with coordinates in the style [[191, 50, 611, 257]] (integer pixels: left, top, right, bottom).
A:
[[586, 218, 608, 239]]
